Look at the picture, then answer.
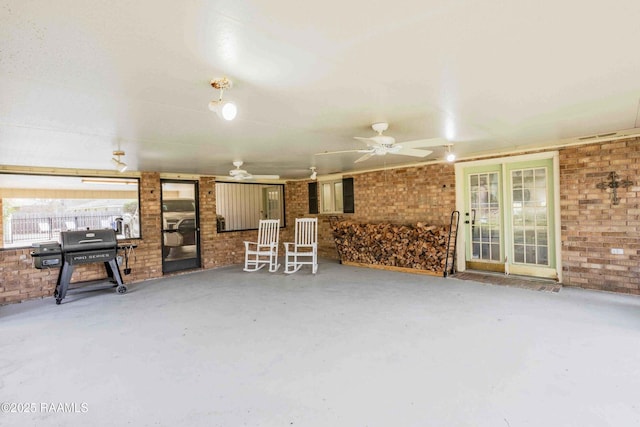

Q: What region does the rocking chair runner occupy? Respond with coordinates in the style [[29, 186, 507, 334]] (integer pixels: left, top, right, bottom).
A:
[[243, 219, 281, 272], [284, 217, 318, 274]]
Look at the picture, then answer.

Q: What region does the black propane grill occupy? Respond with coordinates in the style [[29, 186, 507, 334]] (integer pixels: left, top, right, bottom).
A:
[[54, 229, 127, 304]]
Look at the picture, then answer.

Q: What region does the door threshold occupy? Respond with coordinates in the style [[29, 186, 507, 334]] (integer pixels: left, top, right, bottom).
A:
[[453, 270, 562, 293]]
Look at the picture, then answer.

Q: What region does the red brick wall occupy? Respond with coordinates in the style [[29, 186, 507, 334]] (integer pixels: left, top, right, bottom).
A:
[[285, 163, 457, 260], [199, 177, 217, 268], [0, 171, 266, 304], [349, 164, 456, 225], [283, 180, 318, 250], [127, 172, 164, 281], [0, 172, 166, 304], [559, 137, 640, 294], [2, 138, 640, 303]]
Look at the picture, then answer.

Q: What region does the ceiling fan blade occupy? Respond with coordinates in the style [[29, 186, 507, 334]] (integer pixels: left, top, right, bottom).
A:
[[355, 136, 396, 147], [353, 136, 379, 147], [400, 137, 448, 148], [227, 160, 279, 180], [354, 152, 375, 163], [395, 148, 433, 158], [315, 149, 370, 156]]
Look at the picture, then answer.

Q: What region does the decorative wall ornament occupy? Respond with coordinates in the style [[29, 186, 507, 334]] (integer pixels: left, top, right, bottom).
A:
[[596, 171, 634, 205]]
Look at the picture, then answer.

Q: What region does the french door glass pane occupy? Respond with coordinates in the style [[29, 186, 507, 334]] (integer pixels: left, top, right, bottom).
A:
[[511, 167, 549, 266], [469, 172, 500, 261]]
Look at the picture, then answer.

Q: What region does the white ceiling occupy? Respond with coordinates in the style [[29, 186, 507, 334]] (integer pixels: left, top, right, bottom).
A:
[[1, 0, 640, 179]]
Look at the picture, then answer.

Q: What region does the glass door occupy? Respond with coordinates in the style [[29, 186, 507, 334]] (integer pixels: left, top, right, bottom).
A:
[[462, 156, 558, 279], [262, 186, 282, 220], [161, 180, 201, 273], [505, 159, 556, 278], [464, 165, 504, 272]]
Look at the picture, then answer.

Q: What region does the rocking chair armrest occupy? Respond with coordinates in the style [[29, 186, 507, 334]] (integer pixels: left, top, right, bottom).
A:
[[246, 241, 278, 250], [244, 241, 259, 250]]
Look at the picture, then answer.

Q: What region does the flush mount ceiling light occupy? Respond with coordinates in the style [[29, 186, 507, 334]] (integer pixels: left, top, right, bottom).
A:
[[111, 150, 128, 172], [209, 77, 237, 121], [445, 145, 456, 162], [310, 167, 317, 180]]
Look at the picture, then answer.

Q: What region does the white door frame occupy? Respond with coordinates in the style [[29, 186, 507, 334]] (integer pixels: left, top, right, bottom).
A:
[[454, 151, 562, 282]]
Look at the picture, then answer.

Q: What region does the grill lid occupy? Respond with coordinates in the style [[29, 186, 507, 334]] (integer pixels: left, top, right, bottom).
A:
[[60, 229, 118, 252]]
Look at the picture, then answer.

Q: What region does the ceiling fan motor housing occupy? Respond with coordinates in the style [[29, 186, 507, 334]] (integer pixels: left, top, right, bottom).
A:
[[372, 122, 389, 134]]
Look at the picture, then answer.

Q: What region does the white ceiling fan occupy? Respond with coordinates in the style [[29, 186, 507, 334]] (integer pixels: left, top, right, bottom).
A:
[[316, 122, 448, 163], [228, 161, 280, 181]]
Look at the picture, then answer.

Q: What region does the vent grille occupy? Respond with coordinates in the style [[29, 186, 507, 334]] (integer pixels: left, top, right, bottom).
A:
[[578, 132, 618, 141]]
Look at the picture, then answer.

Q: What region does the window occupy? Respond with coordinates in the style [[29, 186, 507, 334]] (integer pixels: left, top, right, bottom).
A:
[[317, 177, 354, 214], [1, 174, 141, 248], [321, 180, 343, 213], [215, 182, 285, 232]]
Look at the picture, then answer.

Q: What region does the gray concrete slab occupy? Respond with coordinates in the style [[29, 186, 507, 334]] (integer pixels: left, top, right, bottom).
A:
[[1, 259, 639, 426]]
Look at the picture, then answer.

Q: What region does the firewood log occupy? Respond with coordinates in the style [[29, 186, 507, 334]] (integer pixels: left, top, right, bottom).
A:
[[331, 221, 451, 272]]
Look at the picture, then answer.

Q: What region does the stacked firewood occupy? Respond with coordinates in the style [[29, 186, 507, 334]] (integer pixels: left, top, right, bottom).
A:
[[332, 221, 450, 272]]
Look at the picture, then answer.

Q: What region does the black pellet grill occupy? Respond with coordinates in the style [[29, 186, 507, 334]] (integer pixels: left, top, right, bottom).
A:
[[33, 229, 127, 304]]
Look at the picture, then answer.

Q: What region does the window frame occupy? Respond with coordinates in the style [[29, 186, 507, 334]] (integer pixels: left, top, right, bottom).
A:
[[214, 181, 286, 233], [0, 172, 142, 249], [317, 177, 354, 214], [320, 179, 344, 214]]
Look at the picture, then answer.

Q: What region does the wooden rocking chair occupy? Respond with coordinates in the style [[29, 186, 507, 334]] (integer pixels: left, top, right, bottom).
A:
[[243, 219, 281, 272], [284, 217, 318, 274]]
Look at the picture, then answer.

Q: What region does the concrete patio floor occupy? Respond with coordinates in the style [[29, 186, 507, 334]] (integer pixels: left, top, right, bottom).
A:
[[1, 259, 639, 426]]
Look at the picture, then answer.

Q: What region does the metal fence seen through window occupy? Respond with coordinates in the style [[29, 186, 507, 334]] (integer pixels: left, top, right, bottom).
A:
[[4, 212, 123, 247]]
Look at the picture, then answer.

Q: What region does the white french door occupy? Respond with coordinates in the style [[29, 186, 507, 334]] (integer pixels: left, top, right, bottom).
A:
[[456, 153, 560, 280], [262, 186, 282, 220]]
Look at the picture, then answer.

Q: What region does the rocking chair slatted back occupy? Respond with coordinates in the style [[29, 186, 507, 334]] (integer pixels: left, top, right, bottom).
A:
[[243, 219, 281, 272], [258, 219, 280, 246], [295, 218, 317, 247], [284, 217, 318, 274]]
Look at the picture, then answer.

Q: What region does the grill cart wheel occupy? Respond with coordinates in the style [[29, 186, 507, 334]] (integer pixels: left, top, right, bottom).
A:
[[116, 285, 127, 294]]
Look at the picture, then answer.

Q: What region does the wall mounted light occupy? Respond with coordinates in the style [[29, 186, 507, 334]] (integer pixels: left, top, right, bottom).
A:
[[209, 77, 237, 121], [111, 150, 128, 172], [310, 167, 317, 180]]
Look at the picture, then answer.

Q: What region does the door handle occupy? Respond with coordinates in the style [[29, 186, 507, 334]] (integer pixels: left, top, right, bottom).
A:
[[464, 210, 477, 225]]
